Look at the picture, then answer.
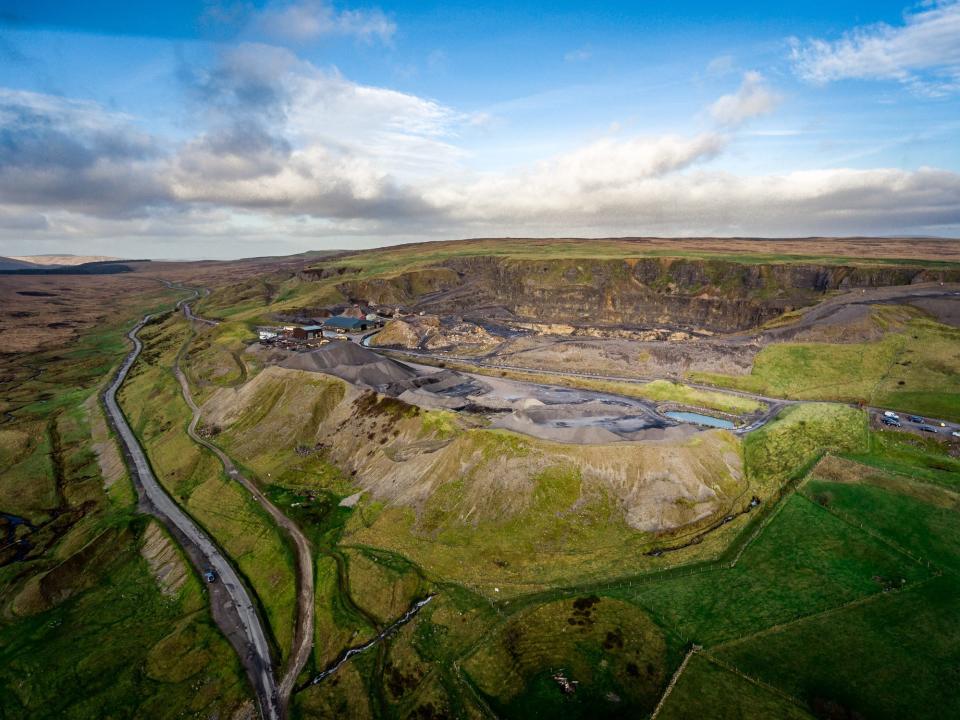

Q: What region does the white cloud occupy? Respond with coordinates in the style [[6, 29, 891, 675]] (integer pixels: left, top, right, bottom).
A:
[[429, 165, 960, 236], [705, 54, 735, 78], [252, 0, 395, 44], [564, 47, 592, 63], [424, 132, 727, 216], [709, 71, 781, 127], [171, 45, 467, 214], [3, 56, 960, 256], [790, 1, 960, 96], [0, 89, 169, 217]]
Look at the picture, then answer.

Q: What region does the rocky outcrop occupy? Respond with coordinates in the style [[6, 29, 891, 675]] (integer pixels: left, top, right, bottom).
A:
[[370, 319, 421, 348], [141, 521, 188, 597], [331, 256, 960, 333]]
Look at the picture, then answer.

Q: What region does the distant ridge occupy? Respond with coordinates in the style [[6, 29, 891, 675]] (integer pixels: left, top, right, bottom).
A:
[[8, 254, 122, 266], [0, 259, 150, 275], [0, 257, 42, 271]]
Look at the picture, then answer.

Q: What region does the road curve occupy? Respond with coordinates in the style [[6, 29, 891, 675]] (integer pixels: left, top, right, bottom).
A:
[[104, 311, 280, 720], [177, 302, 315, 714]]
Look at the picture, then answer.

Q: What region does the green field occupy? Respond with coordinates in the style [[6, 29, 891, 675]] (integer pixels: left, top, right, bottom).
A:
[[627, 494, 930, 646], [6, 242, 960, 719], [0, 287, 251, 719], [657, 653, 814, 720], [693, 317, 960, 421]]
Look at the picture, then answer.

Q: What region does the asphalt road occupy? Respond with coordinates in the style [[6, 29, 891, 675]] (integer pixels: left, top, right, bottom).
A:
[[104, 311, 280, 720]]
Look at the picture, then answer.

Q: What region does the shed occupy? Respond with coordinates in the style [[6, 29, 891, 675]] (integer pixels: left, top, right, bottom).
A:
[[323, 316, 369, 333], [292, 324, 324, 340]]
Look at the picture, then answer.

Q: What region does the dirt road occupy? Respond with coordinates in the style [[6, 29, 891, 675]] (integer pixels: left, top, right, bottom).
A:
[[104, 311, 280, 720], [177, 302, 315, 716]]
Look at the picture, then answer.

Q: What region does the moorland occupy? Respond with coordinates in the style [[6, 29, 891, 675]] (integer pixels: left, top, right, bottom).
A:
[[2, 237, 959, 720]]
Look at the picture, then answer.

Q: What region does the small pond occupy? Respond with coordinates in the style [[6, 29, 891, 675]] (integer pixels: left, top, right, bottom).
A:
[[665, 411, 736, 430], [1, 512, 34, 563]]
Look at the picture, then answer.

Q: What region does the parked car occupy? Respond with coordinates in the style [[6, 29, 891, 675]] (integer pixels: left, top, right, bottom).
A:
[[881, 417, 901, 427], [952, 431, 960, 438], [919, 425, 939, 434], [883, 411, 899, 419], [908, 415, 924, 423]]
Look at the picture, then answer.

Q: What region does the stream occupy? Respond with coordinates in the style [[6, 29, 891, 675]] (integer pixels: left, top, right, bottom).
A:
[[303, 595, 435, 689]]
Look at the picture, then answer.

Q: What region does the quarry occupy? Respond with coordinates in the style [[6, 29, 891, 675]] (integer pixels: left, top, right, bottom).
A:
[[4, 238, 960, 720]]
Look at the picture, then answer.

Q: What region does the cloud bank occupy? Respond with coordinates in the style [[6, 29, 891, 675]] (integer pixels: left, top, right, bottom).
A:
[[1, 45, 958, 256]]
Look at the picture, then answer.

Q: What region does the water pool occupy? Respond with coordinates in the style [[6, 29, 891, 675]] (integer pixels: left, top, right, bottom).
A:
[[665, 411, 736, 430]]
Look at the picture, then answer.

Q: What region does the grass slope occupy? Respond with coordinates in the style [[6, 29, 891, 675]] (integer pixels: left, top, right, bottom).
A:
[[694, 317, 960, 420], [627, 494, 930, 647], [658, 653, 814, 720], [0, 288, 250, 718], [118, 314, 298, 660]]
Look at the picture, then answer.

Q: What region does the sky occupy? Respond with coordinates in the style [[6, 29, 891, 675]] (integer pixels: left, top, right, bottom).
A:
[[0, 0, 959, 259]]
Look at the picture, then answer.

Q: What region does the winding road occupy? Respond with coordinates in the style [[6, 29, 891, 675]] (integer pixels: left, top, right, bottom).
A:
[[176, 301, 316, 713], [103, 310, 280, 720]]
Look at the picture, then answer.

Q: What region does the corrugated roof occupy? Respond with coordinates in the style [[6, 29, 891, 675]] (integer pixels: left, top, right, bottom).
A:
[[323, 316, 365, 329], [300, 325, 324, 331]]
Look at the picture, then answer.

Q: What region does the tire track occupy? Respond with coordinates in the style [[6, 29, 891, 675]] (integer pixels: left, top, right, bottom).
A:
[[177, 300, 315, 716]]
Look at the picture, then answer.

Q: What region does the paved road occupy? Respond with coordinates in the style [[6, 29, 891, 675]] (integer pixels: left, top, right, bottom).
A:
[[104, 311, 280, 720], [177, 302, 315, 714]]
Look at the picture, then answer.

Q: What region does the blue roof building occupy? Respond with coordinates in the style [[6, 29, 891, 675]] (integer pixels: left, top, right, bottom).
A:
[[323, 316, 369, 332]]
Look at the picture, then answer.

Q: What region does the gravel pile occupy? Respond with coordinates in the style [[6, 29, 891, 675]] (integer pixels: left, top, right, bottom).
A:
[[281, 342, 417, 388]]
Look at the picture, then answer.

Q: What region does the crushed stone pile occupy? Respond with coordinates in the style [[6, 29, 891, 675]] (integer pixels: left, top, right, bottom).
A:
[[281, 342, 417, 388]]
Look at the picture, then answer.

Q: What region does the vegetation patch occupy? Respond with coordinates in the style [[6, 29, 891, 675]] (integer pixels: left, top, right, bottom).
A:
[[693, 318, 960, 420], [843, 429, 960, 491], [463, 596, 668, 719], [657, 653, 814, 720], [715, 574, 960, 720], [626, 494, 930, 647], [744, 403, 866, 488]]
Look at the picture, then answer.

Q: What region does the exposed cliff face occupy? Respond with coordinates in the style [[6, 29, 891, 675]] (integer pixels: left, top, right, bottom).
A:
[[330, 257, 960, 333]]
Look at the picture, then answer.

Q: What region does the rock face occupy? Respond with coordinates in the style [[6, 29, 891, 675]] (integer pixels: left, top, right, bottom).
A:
[[330, 256, 960, 333], [140, 521, 188, 597], [370, 315, 498, 352], [369, 318, 421, 348]]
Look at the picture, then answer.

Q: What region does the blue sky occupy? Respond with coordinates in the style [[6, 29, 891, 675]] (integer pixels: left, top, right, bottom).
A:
[[0, 0, 958, 258]]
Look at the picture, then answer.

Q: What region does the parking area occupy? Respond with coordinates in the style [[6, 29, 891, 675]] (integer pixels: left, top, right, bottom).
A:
[[869, 408, 960, 441]]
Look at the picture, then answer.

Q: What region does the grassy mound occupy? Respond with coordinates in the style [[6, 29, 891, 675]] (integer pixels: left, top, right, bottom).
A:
[[463, 596, 668, 719], [744, 403, 867, 487]]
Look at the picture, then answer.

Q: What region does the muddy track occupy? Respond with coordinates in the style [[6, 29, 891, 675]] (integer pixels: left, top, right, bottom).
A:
[[177, 300, 315, 716], [104, 307, 280, 720]]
